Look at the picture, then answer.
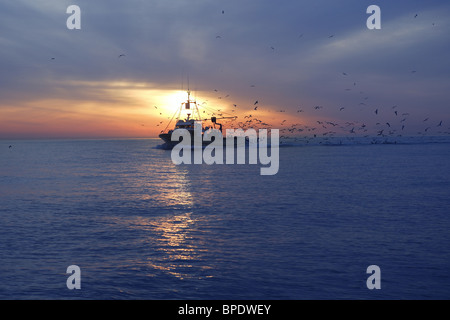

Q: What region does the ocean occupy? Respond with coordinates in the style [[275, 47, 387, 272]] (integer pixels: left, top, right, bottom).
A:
[[1, 137, 449, 300]]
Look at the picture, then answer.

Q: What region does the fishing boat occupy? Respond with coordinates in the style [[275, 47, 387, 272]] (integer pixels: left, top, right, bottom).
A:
[[159, 91, 236, 149]]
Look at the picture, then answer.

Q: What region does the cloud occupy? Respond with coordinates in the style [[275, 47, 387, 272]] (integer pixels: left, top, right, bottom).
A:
[[1, 0, 450, 138]]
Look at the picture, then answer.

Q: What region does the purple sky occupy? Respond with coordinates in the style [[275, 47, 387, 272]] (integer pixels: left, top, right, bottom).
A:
[[1, 0, 449, 138]]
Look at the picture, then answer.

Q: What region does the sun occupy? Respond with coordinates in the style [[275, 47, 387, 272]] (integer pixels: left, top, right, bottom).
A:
[[163, 90, 190, 110]]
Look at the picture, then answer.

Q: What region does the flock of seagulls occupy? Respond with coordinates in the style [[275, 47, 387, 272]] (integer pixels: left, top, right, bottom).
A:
[[43, 9, 446, 145], [190, 10, 447, 143]]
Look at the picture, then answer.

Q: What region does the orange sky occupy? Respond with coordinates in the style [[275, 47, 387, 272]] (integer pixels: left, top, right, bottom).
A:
[[0, 81, 309, 139]]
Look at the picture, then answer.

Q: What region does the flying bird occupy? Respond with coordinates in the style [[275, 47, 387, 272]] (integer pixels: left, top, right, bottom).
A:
[[118, 54, 126, 58]]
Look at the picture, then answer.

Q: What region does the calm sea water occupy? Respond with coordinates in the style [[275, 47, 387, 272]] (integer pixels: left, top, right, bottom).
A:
[[1, 138, 449, 300]]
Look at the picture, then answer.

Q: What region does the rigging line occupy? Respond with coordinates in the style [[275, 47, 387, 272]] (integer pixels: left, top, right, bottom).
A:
[[162, 106, 179, 133]]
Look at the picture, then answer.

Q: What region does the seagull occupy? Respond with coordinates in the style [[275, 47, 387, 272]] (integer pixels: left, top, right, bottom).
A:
[[414, 14, 418, 18], [254, 100, 258, 105], [328, 35, 334, 38], [375, 109, 378, 115], [222, 10, 225, 14], [254, 106, 258, 110], [340, 107, 345, 111], [437, 120, 443, 127], [342, 72, 347, 76], [9, 145, 12, 149], [118, 54, 126, 58], [50, 57, 55, 60]]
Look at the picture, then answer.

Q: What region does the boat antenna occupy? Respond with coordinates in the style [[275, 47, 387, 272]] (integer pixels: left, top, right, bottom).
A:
[[187, 74, 190, 95]]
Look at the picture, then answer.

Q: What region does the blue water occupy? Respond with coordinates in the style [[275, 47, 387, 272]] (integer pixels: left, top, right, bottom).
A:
[[1, 138, 449, 299]]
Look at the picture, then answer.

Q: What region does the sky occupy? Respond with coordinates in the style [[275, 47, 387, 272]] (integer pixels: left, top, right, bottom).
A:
[[1, 0, 449, 139]]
